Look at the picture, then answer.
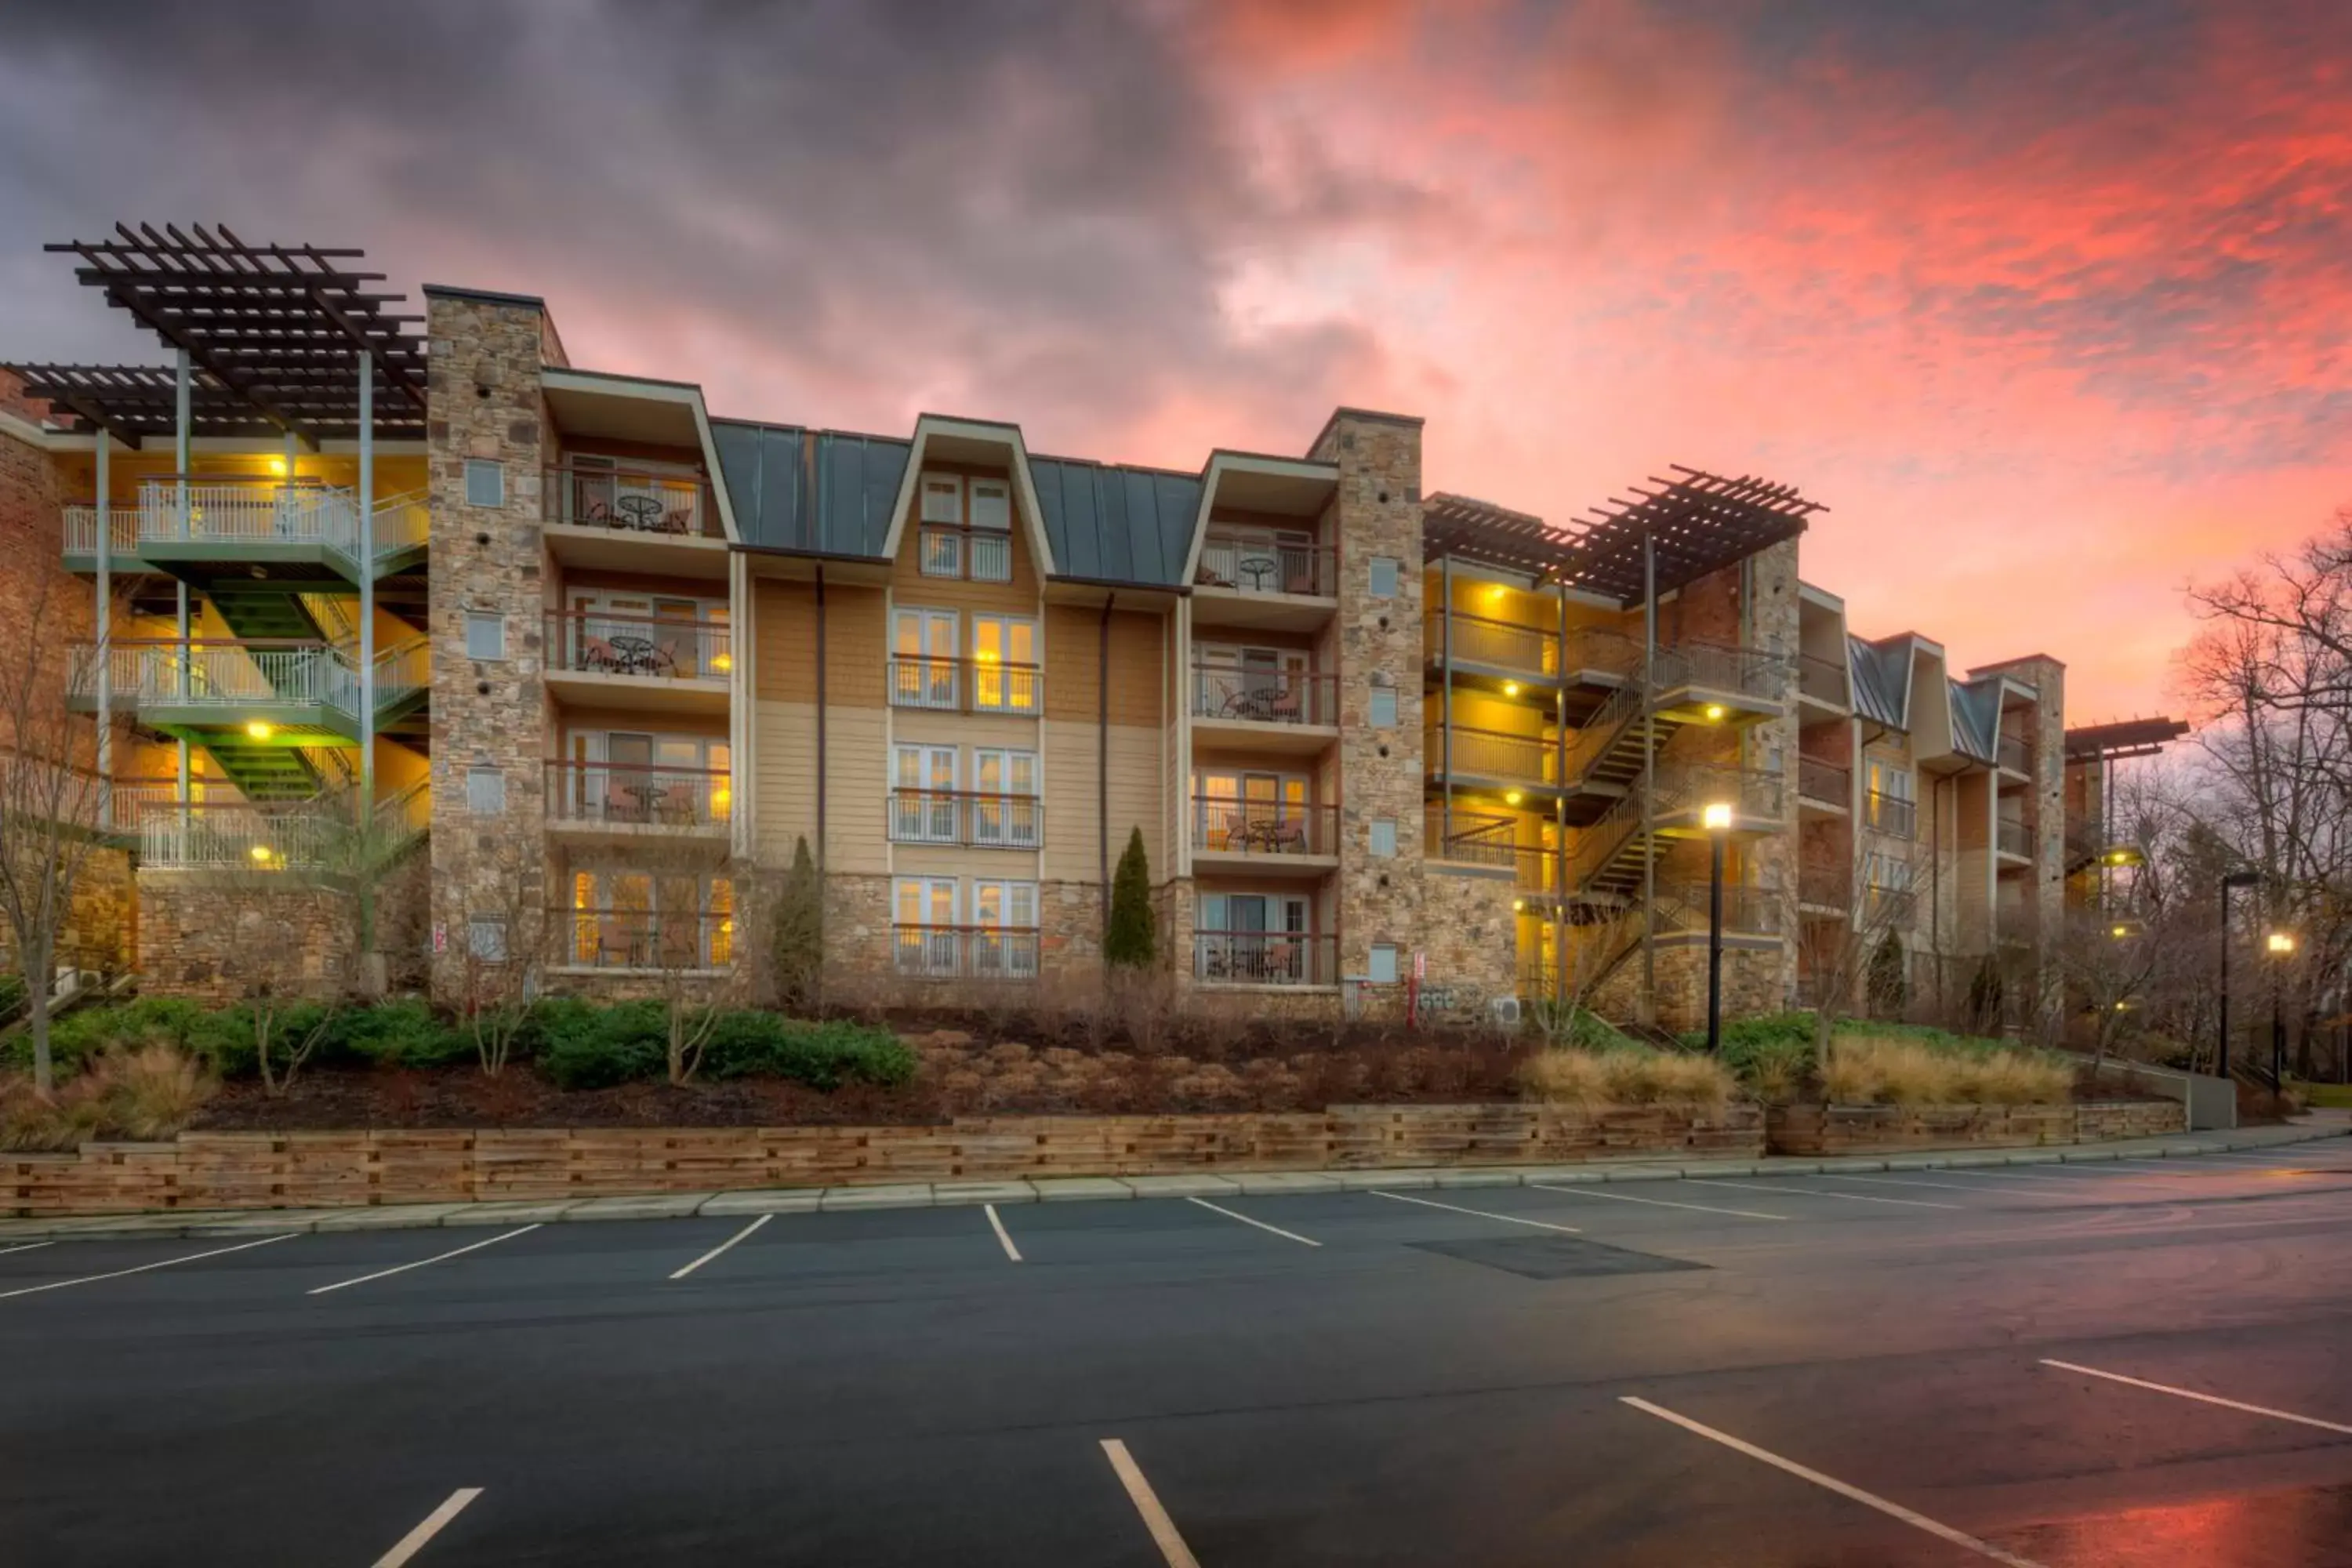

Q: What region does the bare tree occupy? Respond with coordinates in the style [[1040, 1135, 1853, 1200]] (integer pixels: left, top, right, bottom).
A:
[[1785, 841, 1928, 1063], [453, 833, 546, 1076], [0, 572, 118, 1092], [631, 851, 764, 1086]]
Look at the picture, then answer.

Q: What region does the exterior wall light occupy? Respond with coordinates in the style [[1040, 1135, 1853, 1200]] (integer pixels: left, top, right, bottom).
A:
[[1501, 680, 1519, 696], [245, 720, 274, 739], [1504, 789, 1523, 806], [249, 844, 273, 863], [1704, 703, 1726, 721]]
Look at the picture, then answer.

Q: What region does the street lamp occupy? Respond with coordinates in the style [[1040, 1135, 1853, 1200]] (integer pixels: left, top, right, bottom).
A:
[[1702, 800, 1733, 1053], [2267, 930, 2296, 1090], [2219, 870, 2259, 1076]]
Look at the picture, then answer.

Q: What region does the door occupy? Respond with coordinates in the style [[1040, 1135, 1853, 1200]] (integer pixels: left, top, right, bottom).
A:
[[603, 732, 654, 821], [971, 615, 1036, 711], [652, 597, 700, 676], [893, 609, 959, 708], [971, 750, 1038, 847], [895, 877, 958, 975], [894, 746, 957, 842]]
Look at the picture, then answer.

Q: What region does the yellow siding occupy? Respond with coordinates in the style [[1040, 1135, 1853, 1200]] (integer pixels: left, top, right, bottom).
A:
[[890, 712, 1040, 753], [1043, 720, 1162, 882], [893, 844, 1044, 882], [826, 706, 889, 874], [754, 699, 816, 862]]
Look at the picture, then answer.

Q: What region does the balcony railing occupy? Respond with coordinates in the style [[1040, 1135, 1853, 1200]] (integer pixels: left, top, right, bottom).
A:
[[1864, 790, 1916, 839], [1659, 761, 1786, 822], [1193, 930, 1338, 986], [1194, 529, 1334, 597], [1799, 863, 1849, 909], [545, 761, 731, 829], [138, 804, 344, 869], [1430, 608, 1559, 677], [545, 465, 717, 539], [68, 638, 426, 720], [1996, 818, 2037, 858], [1657, 640, 1791, 702], [135, 475, 361, 554], [1428, 723, 1559, 787], [891, 925, 1040, 980], [1656, 880, 1785, 935], [917, 525, 1014, 583], [1998, 733, 2031, 773], [1798, 756, 1849, 807], [887, 790, 1043, 849], [1190, 797, 1338, 856], [564, 909, 735, 971], [62, 504, 141, 559], [886, 655, 1044, 715], [546, 612, 733, 681], [1190, 666, 1337, 725], [1798, 652, 1847, 705]]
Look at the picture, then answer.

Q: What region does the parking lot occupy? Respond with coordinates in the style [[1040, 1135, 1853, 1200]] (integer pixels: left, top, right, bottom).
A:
[[6, 1141, 2352, 1565]]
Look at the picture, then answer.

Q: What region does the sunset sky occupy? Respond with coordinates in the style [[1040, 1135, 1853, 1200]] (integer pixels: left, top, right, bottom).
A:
[[2, 1, 2345, 719]]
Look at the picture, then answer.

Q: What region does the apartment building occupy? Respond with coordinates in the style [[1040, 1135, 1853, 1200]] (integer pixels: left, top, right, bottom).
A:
[[1, 230, 2076, 1026]]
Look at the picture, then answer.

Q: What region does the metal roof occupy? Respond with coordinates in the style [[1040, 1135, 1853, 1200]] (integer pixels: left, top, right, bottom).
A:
[[712, 420, 907, 557], [1947, 677, 2002, 764], [1030, 457, 1200, 587], [1847, 635, 1911, 730]]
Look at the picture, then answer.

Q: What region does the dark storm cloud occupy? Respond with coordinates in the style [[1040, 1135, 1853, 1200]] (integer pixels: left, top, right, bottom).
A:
[[0, 0, 1424, 455]]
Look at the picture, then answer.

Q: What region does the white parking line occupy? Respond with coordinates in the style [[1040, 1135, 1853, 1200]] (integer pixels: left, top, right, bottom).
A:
[[0, 1242, 53, 1259], [2042, 1358, 2352, 1436], [1820, 1173, 2034, 1197], [1933, 1167, 2094, 1188], [669, 1214, 772, 1280], [1368, 1189, 1581, 1232], [1099, 1439, 1202, 1568], [0, 1232, 296, 1301], [984, 1203, 1023, 1262], [1681, 1178, 1963, 1211], [1530, 1182, 1787, 1221], [1186, 1196, 1320, 1247], [371, 1486, 484, 1568], [307, 1225, 540, 1296], [1621, 1397, 2045, 1567]]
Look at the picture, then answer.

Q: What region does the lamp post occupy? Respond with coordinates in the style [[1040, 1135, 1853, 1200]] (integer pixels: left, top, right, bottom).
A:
[[1703, 801, 1733, 1054], [2267, 930, 2296, 1091], [2219, 870, 2259, 1076]]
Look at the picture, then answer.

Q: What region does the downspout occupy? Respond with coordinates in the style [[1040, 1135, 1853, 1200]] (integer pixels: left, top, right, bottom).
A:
[[1439, 553, 1453, 850], [815, 565, 827, 872], [1555, 579, 1570, 1005], [1098, 592, 1114, 931], [1641, 531, 1657, 1025], [95, 434, 111, 830]]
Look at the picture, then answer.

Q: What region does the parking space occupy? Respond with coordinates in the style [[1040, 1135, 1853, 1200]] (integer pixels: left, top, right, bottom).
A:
[[4, 1141, 2351, 1563]]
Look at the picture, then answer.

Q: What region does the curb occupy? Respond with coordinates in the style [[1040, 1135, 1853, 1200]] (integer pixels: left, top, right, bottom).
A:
[[6, 1124, 2346, 1244]]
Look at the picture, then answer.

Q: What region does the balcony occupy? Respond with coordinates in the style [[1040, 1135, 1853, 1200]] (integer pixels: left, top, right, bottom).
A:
[[1651, 641, 1790, 721], [1798, 652, 1848, 706], [916, 525, 1014, 584], [545, 612, 732, 717], [137, 782, 429, 871], [887, 655, 1043, 716], [1996, 818, 2037, 860], [1797, 757, 1849, 812], [67, 637, 430, 736], [1998, 733, 2031, 775], [1863, 790, 1916, 839], [887, 790, 1043, 849], [1189, 797, 1338, 873], [1655, 880, 1784, 937], [1191, 528, 1335, 630], [1193, 930, 1338, 988], [1426, 723, 1561, 793], [543, 465, 726, 580], [562, 909, 735, 973], [83, 477, 432, 585], [1798, 863, 1849, 913], [1428, 609, 1561, 683], [1656, 762, 1784, 829], [1425, 811, 1565, 900], [545, 760, 731, 843], [891, 925, 1040, 981], [1190, 666, 1338, 754]]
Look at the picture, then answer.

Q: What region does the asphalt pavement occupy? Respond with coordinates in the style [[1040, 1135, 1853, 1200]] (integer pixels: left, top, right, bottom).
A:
[[6, 1137, 2352, 1565]]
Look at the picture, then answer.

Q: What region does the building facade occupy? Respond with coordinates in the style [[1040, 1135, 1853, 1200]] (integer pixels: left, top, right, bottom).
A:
[[1, 234, 2083, 1025]]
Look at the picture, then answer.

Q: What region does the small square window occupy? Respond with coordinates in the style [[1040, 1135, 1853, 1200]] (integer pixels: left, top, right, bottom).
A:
[[466, 916, 508, 963], [466, 766, 505, 815], [466, 612, 505, 660], [1368, 943, 1399, 984], [1367, 556, 1399, 597], [464, 459, 506, 510], [1368, 686, 1398, 728], [1368, 818, 1397, 858]]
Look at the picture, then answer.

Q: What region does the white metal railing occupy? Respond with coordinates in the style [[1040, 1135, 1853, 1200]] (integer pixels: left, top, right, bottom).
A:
[[368, 639, 431, 712], [374, 779, 431, 847], [68, 639, 426, 720], [371, 490, 430, 559], [140, 804, 344, 869], [138, 478, 364, 561], [63, 504, 143, 557]]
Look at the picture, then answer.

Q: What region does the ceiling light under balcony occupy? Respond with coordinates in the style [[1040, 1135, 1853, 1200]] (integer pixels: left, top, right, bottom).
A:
[[1704, 703, 1727, 721], [1501, 681, 1519, 696], [249, 844, 274, 863], [710, 653, 732, 673], [1512, 898, 1525, 913], [267, 456, 287, 477], [245, 720, 274, 740], [1504, 789, 1523, 806]]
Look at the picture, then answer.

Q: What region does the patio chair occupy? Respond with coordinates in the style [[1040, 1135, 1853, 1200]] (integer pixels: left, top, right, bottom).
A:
[[1262, 685, 1302, 723], [603, 778, 644, 822], [580, 636, 619, 673], [1264, 816, 1308, 854]]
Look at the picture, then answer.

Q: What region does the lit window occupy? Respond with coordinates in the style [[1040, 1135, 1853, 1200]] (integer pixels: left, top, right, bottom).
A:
[[465, 766, 505, 815], [464, 459, 506, 510], [466, 612, 505, 660], [971, 615, 1039, 712], [1367, 556, 1399, 597], [1368, 818, 1397, 858], [1368, 943, 1399, 984], [1368, 684, 1398, 728]]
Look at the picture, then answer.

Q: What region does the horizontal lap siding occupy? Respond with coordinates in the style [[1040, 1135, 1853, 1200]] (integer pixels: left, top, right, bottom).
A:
[[755, 699, 816, 861], [826, 706, 888, 873], [1043, 720, 1163, 881]]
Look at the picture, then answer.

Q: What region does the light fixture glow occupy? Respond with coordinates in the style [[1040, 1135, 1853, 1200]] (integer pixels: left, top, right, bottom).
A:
[[1704, 703, 1727, 721], [267, 456, 288, 477], [2111, 924, 2129, 938], [1504, 789, 1523, 806], [1701, 801, 1733, 831], [1483, 584, 1507, 605], [1501, 680, 1519, 696], [2267, 931, 2296, 956], [1512, 898, 1525, 913], [709, 653, 732, 673], [249, 844, 273, 863], [245, 720, 274, 740]]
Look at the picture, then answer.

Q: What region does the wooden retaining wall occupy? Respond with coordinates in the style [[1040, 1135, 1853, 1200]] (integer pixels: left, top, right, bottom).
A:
[[1766, 1100, 2186, 1156], [5, 1103, 1766, 1218]]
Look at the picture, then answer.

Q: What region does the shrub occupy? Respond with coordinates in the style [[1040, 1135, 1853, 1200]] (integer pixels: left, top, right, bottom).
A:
[[332, 1000, 470, 1069], [703, 1013, 916, 1089], [538, 999, 669, 1091], [772, 836, 825, 1011], [13, 996, 209, 1076], [181, 1000, 339, 1080], [1105, 827, 1156, 968], [1820, 1034, 2071, 1106], [1521, 1047, 1737, 1112], [89, 1043, 218, 1139], [1520, 1048, 1612, 1110]]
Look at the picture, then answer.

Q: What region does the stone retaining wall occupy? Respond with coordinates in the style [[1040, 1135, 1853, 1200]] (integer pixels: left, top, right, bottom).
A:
[[5, 1102, 1763, 1218], [1767, 1099, 2184, 1156]]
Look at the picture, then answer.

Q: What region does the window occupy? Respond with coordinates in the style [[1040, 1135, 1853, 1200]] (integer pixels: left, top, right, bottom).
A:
[[919, 529, 962, 578], [891, 608, 960, 709], [969, 479, 1011, 532], [1368, 684, 1398, 728], [893, 877, 960, 977], [569, 869, 732, 968], [1864, 758, 1916, 837], [466, 916, 508, 964], [1194, 770, 1308, 852], [920, 473, 964, 525], [466, 612, 506, 660], [1368, 818, 1397, 858], [1368, 556, 1399, 597], [464, 459, 505, 510], [969, 480, 1013, 581], [1368, 943, 1400, 984], [568, 731, 728, 824], [1198, 892, 1311, 983], [891, 745, 958, 843], [465, 766, 505, 815], [971, 615, 1039, 713], [971, 879, 1040, 978], [971, 749, 1040, 848]]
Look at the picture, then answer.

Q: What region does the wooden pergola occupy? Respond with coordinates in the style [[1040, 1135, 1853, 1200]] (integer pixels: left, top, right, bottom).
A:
[[9, 223, 426, 448]]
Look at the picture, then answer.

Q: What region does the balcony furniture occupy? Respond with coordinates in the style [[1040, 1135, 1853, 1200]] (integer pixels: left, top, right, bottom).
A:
[[580, 636, 621, 673], [605, 635, 659, 675], [662, 506, 695, 535], [1261, 685, 1302, 722], [1237, 554, 1279, 591], [619, 782, 664, 820], [615, 495, 666, 532], [1196, 562, 1234, 587]]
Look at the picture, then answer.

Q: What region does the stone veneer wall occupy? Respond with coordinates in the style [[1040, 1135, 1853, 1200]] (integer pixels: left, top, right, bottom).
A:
[[424, 289, 558, 1001], [1767, 1098, 2182, 1156], [132, 874, 365, 1004], [1421, 865, 1521, 1001], [822, 872, 894, 976], [1308, 411, 1426, 986]]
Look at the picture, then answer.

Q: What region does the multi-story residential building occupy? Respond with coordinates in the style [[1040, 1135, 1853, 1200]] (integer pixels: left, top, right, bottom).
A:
[[0, 230, 2078, 1027]]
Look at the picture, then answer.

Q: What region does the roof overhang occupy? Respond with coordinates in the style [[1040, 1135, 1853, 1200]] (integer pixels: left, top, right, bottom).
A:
[[1179, 451, 1340, 586], [543, 367, 738, 543], [2064, 717, 2189, 761], [880, 415, 1055, 575]]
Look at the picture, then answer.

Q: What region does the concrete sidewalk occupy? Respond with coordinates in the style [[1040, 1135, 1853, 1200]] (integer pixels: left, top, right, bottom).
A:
[[3, 1121, 2343, 1243]]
